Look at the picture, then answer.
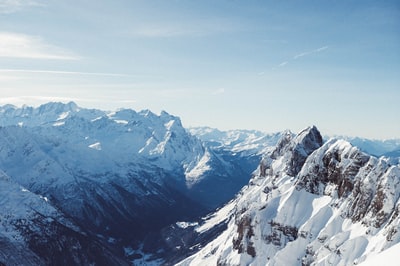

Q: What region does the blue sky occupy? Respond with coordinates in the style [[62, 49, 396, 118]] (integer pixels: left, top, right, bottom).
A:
[[0, 0, 399, 139]]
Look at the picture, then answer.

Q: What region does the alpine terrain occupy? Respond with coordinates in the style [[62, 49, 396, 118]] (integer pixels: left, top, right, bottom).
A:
[[0, 102, 398, 265], [0, 102, 275, 264], [176, 126, 400, 265]]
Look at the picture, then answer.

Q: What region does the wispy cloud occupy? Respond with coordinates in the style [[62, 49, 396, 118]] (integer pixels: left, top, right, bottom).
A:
[[0, 69, 133, 77], [279, 61, 288, 67], [293, 52, 308, 60], [0, 32, 80, 60], [270, 45, 329, 70], [293, 46, 329, 60], [0, 0, 43, 14]]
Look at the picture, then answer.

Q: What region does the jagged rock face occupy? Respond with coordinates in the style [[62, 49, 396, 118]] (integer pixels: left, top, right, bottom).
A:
[[296, 139, 370, 197], [270, 130, 293, 159], [285, 126, 323, 176], [264, 126, 323, 177], [296, 140, 400, 229], [177, 127, 400, 266]]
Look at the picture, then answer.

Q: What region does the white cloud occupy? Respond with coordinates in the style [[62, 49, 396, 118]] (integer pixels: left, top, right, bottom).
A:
[[315, 46, 329, 52], [0, 32, 80, 60], [293, 51, 309, 59], [279, 61, 288, 67], [0, 0, 43, 13]]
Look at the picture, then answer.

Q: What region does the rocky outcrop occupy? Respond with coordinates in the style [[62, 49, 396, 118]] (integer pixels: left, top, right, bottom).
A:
[[296, 139, 370, 197], [260, 126, 323, 178], [295, 139, 400, 230], [233, 215, 256, 257]]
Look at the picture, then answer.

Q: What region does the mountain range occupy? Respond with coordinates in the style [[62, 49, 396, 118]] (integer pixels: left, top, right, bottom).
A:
[[0, 102, 398, 265]]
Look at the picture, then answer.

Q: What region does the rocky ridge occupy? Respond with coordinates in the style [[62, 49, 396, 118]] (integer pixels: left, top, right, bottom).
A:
[[177, 126, 400, 266]]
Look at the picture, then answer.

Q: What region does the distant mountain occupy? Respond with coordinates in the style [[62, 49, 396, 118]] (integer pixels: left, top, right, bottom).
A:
[[339, 136, 400, 157], [176, 126, 400, 265], [187, 127, 281, 209], [189, 127, 281, 155]]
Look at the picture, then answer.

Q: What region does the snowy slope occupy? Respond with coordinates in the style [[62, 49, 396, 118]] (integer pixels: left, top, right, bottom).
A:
[[0, 170, 129, 265], [177, 126, 400, 266], [358, 242, 399, 266]]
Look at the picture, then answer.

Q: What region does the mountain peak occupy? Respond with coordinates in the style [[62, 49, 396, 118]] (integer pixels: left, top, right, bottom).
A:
[[298, 125, 319, 136], [293, 125, 323, 153], [284, 126, 323, 176], [267, 126, 323, 176]]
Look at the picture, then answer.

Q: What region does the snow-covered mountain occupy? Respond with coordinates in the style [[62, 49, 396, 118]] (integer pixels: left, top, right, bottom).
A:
[[177, 126, 400, 265], [0, 102, 205, 176], [1, 102, 398, 265], [0, 102, 277, 264], [0, 102, 212, 240]]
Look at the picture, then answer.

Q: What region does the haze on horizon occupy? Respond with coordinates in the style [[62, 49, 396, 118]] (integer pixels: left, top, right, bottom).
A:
[[0, 0, 399, 139]]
